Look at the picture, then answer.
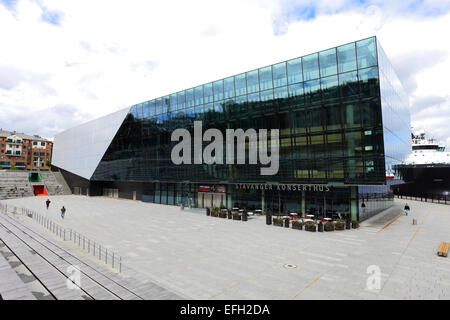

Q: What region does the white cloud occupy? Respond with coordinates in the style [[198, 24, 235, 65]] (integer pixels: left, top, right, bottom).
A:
[[0, 0, 449, 148]]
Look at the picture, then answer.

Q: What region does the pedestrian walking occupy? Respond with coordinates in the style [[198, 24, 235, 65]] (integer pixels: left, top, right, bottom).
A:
[[61, 206, 66, 219], [46, 199, 51, 210], [404, 203, 410, 216]]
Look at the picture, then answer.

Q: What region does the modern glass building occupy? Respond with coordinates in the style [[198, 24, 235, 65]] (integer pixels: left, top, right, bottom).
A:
[[52, 36, 411, 221]]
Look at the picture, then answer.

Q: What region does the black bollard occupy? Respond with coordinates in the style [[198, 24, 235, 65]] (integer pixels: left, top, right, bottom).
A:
[[266, 214, 272, 225], [318, 221, 324, 232], [206, 207, 210, 216], [242, 209, 248, 221], [284, 218, 290, 228], [346, 217, 351, 229]]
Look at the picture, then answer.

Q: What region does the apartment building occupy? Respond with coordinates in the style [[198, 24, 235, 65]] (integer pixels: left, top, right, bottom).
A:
[[0, 129, 53, 171]]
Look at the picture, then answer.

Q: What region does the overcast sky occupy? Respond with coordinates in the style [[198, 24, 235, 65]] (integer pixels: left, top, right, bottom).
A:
[[0, 0, 449, 146]]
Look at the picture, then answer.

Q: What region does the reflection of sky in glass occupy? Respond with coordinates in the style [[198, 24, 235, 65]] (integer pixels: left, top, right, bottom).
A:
[[377, 39, 411, 172], [68, 37, 411, 184]]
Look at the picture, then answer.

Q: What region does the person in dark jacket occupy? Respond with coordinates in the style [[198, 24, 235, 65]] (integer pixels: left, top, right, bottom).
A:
[[61, 206, 66, 219], [404, 203, 410, 216], [46, 199, 51, 210]]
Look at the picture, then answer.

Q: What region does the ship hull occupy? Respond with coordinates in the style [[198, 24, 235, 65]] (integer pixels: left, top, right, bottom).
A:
[[393, 164, 450, 196]]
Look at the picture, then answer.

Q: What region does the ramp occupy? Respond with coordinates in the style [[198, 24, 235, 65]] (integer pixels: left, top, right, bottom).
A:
[[33, 185, 48, 197]]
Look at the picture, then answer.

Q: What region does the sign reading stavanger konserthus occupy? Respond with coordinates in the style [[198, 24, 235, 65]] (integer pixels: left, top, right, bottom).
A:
[[235, 183, 331, 192]]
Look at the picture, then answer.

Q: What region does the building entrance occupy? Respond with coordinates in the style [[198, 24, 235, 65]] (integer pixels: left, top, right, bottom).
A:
[[197, 192, 226, 208]]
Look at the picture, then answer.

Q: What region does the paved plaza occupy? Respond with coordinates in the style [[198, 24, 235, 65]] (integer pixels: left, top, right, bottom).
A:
[[2, 195, 450, 299]]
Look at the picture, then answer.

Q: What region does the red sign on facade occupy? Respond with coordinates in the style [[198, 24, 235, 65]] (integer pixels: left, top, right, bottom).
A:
[[198, 185, 226, 193]]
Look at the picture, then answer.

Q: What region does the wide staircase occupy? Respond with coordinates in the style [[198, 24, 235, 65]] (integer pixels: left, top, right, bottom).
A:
[[0, 171, 70, 199], [0, 205, 184, 300], [0, 172, 34, 200], [39, 172, 67, 196], [49, 171, 72, 195]]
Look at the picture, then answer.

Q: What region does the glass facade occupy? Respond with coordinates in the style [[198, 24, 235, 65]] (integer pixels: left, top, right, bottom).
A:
[[92, 37, 392, 186], [376, 40, 411, 174], [53, 37, 410, 220]]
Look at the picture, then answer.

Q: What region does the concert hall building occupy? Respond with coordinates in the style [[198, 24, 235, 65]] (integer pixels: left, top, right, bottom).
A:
[[52, 36, 411, 221]]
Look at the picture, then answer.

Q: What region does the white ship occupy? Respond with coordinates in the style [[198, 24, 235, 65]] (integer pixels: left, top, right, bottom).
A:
[[393, 130, 450, 196], [405, 130, 450, 165]]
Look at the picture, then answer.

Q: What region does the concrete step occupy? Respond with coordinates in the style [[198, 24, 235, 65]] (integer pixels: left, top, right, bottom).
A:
[[0, 238, 37, 300]]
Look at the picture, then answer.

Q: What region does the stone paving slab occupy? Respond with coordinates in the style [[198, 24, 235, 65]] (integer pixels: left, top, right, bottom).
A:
[[0, 215, 122, 300], [0, 209, 185, 300], [0, 226, 86, 300], [0, 246, 36, 300], [2, 196, 450, 299]]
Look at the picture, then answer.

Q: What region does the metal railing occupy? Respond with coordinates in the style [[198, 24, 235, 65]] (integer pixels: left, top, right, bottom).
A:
[[394, 193, 449, 205], [0, 203, 122, 272]]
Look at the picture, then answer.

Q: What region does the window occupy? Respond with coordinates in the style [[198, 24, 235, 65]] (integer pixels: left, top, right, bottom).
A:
[[247, 92, 260, 103], [194, 86, 203, 105], [288, 83, 305, 110], [177, 91, 186, 110], [339, 71, 359, 98], [326, 104, 342, 131], [287, 58, 302, 84], [143, 102, 149, 118], [235, 73, 247, 96], [213, 80, 224, 101], [33, 141, 37, 145], [203, 83, 213, 103], [274, 86, 288, 99], [155, 98, 162, 114], [356, 37, 377, 69], [186, 88, 194, 108], [149, 100, 156, 116], [304, 79, 321, 104], [223, 76, 235, 99], [169, 94, 177, 112], [259, 66, 273, 90], [272, 62, 287, 87], [321, 75, 339, 101], [288, 83, 304, 102], [246, 70, 259, 93], [359, 67, 379, 97], [337, 42, 357, 73], [319, 48, 337, 77], [260, 89, 273, 102], [302, 53, 319, 81], [343, 103, 361, 128]]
